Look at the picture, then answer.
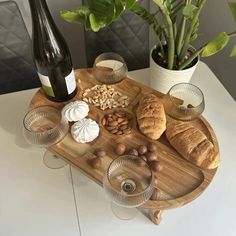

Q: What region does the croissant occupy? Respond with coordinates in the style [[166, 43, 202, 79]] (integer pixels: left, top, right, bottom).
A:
[[166, 122, 219, 169], [136, 94, 166, 140]]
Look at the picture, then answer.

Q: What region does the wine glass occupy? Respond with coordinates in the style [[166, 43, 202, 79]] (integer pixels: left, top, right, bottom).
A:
[[103, 155, 154, 220], [23, 105, 69, 169], [164, 83, 205, 121], [93, 52, 128, 84]]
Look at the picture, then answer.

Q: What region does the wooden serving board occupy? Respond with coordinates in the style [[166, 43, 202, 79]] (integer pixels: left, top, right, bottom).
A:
[[29, 69, 219, 216]]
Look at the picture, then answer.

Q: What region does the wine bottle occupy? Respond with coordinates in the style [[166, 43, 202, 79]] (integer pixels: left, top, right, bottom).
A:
[[29, 0, 77, 102]]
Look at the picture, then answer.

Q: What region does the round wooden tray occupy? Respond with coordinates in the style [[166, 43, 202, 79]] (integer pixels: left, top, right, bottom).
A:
[[29, 69, 219, 213]]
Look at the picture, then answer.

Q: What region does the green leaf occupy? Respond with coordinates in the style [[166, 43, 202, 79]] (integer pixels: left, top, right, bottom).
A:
[[190, 33, 198, 42], [60, 0, 130, 32], [61, 7, 88, 24], [113, 0, 125, 19], [230, 45, 236, 57], [228, 2, 236, 24], [182, 4, 198, 18], [123, 0, 137, 9], [163, 0, 172, 12], [130, 4, 163, 36], [89, 13, 102, 32], [201, 32, 230, 57]]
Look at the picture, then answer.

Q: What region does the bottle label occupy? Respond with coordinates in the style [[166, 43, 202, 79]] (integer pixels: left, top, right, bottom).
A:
[[37, 70, 76, 97], [38, 73, 55, 97], [65, 70, 76, 94]]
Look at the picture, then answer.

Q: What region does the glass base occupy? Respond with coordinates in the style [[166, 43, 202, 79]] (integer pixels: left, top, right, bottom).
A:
[[43, 150, 68, 169], [111, 202, 138, 220]]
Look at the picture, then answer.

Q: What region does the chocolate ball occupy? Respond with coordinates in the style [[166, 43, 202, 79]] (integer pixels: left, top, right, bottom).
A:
[[138, 145, 148, 155], [115, 143, 126, 156], [128, 148, 139, 156], [148, 142, 158, 152], [149, 161, 163, 172], [90, 157, 101, 169], [94, 149, 106, 158], [146, 152, 158, 162], [135, 158, 146, 167]]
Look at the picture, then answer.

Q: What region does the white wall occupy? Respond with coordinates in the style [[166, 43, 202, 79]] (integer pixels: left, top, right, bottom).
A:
[[195, 0, 236, 100]]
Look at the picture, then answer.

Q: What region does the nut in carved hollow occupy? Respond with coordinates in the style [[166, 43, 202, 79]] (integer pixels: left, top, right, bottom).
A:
[[102, 110, 133, 136]]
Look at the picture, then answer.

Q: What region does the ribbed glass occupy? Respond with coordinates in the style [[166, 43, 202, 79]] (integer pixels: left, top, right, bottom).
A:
[[164, 83, 205, 121], [23, 106, 69, 147], [93, 52, 128, 84], [103, 155, 154, 208]]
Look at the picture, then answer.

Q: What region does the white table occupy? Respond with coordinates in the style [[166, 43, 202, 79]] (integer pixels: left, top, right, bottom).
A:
[[0, 62, 235, 236]]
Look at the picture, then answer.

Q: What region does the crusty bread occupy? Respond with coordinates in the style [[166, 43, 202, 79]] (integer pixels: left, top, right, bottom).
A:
[[166, 122, 219, 169], [136, 94, 166, 140]]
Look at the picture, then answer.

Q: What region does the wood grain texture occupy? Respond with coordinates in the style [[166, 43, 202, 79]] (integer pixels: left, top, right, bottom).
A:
[[29, 69, 219, 210]]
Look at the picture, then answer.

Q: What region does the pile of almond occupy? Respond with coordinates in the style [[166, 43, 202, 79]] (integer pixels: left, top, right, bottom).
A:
[[102, 111, 132, 135]]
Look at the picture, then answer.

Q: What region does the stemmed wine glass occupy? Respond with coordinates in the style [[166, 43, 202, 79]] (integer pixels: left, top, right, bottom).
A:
[[164, 83, 205, 121], [23, 105, 69, 169], [103, 155, 154, 220]]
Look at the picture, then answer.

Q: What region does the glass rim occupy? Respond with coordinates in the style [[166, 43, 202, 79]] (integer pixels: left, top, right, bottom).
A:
[[23, 105, 64, 134], [105, 155, 154, 197], [167, 82, 205, 109], [93, 52, 127, 72]]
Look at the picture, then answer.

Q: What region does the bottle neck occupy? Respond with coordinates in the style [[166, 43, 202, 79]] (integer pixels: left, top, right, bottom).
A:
[[29, 0, 55, 31]]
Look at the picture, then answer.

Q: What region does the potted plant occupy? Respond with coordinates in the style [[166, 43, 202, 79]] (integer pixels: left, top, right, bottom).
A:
[[61, 0, 236, 93]]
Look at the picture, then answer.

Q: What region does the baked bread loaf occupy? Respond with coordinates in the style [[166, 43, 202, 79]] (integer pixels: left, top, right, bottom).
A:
[[166, 122, 219, 169], [136, 94, 166, 140]]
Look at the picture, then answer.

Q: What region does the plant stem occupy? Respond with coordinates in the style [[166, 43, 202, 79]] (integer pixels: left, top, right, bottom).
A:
[[228, 31, 236, 38], [178, 47, 203, 69], [176, 17, 186, 56], [179, 0, 206, 63], [152, 0, 175, 69], [179, 29, 236, 69], [176, 0, 189, 56]]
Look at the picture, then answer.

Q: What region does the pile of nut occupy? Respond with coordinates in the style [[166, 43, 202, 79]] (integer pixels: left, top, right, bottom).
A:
[[102, 111, 132, 135], [114, 142, 162, 200], [82, 84, 129, 110]]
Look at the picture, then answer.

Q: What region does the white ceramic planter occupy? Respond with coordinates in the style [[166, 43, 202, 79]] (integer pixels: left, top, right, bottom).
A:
[[150, 46, 199, 94]]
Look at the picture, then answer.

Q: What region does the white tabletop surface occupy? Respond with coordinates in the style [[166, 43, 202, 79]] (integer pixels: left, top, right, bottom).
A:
[[0, 62, 235, 236]]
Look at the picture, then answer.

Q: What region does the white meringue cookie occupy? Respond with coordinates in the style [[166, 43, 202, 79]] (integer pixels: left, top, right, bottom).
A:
[[62, 101, 89, 122], [71, 118, 100, 143]]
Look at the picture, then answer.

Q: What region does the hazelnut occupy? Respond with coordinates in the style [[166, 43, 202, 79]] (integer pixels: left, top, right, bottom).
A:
[[128, 148, 139, 156], [150, 188, 160, 200], [146, 152, 158, 162], [138, 145, 148, 155], [115, 143, 126, 156], [148, 142, 158, 152], [149, 161, 163, 172], [136, 157, 146, 166], [90, 157, 102, 169], [94, 149, 106, 158]]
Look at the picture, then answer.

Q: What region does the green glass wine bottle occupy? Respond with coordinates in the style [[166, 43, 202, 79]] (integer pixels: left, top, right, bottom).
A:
[[29, 0, 77, 102]]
